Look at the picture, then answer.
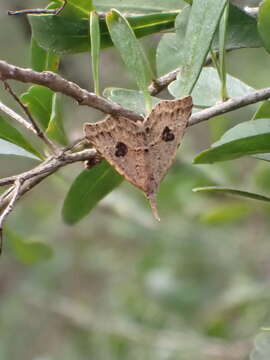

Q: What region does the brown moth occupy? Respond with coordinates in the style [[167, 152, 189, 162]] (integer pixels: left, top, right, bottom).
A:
[[84, 96, 193, 220]]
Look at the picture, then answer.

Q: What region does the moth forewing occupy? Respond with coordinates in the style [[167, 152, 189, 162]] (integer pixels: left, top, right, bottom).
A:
[[83, 96, 193, 220]]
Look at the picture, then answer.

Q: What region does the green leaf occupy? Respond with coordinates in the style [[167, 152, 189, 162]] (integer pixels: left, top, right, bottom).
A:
[[194, 119, 270, 164], [21, 86, 67, 145], [62, 161, 123, 224], [193, 186, 270, 203], [252, 101, 270, 162], [29, 12, 178, 54], [169, 0, 227, 98], [156, 34, 183, 77], [174, 67, 254, 107], [52, 0, 94, 17], [21, 86, 54, 130], [0, 115, 40, 157], [258, 0, 270, 54], [159, 5, 261, 77], [7, 231, 53, 265], [253, 101, 270, 120], [94, 0, 183, 12], [90, 11, 101, 95], [46, 94, 67, 145], [212, 5, 262, 50], [198, 202, 252, 225], [217, 3, 229, 101], [156, 6, 190, 76], [0, 139, 39, 160], [106, 9, 154, 111], [28, 38, 67, 145], [31, 37, 60, 72], [103, 87, 160, 115]]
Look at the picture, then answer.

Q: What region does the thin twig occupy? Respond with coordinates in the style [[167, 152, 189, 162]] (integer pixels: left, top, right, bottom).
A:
[[0, 148, 97, 188], [0, 178, 22, 253], [0, 100, 35, 132], [149, 68, 180, 96], [188, 88, 270, 127], [149, 57, 213, 96], [8, 0, 67, 16], [0, 149, 97, 238], [3, 81, 59, 154], [61, 136, 87, 153]]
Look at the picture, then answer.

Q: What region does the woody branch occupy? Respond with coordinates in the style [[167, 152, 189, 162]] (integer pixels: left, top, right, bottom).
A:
[[1, 60, 269, 128]]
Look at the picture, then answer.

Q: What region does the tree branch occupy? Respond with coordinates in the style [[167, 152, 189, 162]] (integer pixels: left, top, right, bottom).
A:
[[4, 60, 266, 129], [149, 57, 213, 96], [0, 61, 144, 122], [188, 88, 270, 127], [0, 147, 98, 248], [149, 68, 180, 96], [0, 148, 97, 188]]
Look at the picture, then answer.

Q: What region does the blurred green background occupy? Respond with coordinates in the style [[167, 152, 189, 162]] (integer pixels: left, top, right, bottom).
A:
[[1, 1, 270, 359]]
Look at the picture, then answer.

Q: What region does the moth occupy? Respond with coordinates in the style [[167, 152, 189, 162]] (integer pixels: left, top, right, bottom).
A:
[[84, 96, 193, 220]]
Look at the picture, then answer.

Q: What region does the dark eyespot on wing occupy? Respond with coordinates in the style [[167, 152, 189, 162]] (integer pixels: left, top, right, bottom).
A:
[[115, 142, 128, 157], [162, 126, 175, 142]]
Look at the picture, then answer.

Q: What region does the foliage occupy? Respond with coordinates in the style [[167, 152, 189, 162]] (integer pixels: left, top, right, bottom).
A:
[[1, 0, 270, 359]]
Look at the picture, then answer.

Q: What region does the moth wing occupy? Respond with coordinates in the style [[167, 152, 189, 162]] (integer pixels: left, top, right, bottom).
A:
[[84, 115, 147, 192], [143, 96, 192, 192]]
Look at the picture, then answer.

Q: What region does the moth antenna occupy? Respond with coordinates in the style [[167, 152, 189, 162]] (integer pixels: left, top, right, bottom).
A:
[[147, 193, 160, 222]]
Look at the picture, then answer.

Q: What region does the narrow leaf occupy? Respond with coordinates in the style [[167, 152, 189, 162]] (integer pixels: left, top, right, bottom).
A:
[[21, 86, 54, 130], [0, 115, 40, 157], [181, 67, 254, 108], [161, 5, 261, 78], [198, 203, 251, 225], [156, 6, 190, 76], [193, 186, 270, 203], [62, 161, 123, 224], [194, 119, 270, 164], [90, 11, 101, 95], [258, 0, 270, 54], [103, 87, 160, 115], [212, 5, 262, 51], [46, 94, 67, 145], [29, 11, 178, 54], [252, 101, 270, 162], [52, 0, 94, 17], [21, 86, 67, 145], [218, 3, 229, 100], [106, 9, 154, 111], [0, 139, 39, 160], [31, 37, 60, 72], [94, 0, 183, 12], [169, 0, 227, 97], [253, 101, 270, 120], [7, 231, 53, 265]]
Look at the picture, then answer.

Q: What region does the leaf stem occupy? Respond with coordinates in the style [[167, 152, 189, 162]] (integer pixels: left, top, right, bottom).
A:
[[218, 2, 229, 101]]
